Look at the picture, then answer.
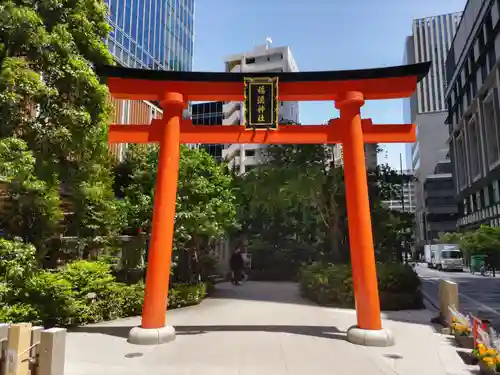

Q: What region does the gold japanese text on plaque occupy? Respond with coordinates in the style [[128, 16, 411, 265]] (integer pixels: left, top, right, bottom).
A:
[[243, 77, 279, 130]]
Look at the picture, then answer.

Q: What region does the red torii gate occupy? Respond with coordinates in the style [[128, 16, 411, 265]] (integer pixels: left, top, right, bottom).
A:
[[97, 62, 430, 347]]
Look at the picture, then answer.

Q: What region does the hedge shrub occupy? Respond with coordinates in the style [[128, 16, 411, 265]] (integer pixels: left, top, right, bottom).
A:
[[0, 239, 209, 326], [299, 262, 423, 310]]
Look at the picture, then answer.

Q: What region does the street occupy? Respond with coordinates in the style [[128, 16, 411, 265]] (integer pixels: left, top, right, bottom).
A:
[[416, 264, 500, 330]]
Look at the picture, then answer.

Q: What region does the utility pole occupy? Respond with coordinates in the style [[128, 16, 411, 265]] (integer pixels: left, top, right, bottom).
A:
[[400, 153, 405, 212], [400, 153, 408, 263]]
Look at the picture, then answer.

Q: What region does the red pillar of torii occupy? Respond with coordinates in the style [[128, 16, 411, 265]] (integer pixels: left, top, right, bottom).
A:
[[97, 62, 430, 347]]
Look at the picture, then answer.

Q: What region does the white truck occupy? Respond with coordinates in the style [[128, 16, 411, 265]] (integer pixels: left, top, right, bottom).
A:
[[424, 244, 434, 268], [429, 244, 464, 271]]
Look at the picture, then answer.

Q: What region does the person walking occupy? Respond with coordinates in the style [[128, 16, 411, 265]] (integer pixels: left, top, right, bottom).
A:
[[486, 254, 496, 277], [230, 247, 245, 285]]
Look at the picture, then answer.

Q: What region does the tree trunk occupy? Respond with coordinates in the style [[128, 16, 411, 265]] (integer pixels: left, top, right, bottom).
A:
[[327, 217, 342, 263]]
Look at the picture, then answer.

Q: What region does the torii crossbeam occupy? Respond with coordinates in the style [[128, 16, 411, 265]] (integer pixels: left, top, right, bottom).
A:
[[97, 61, 431, 347]]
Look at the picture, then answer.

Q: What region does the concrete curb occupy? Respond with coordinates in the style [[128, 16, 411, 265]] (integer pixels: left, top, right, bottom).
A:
[[422, 289, 439, 311]]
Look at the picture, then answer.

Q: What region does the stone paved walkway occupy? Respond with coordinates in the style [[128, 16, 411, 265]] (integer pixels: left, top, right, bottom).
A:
[[65, 281, 476, 375]]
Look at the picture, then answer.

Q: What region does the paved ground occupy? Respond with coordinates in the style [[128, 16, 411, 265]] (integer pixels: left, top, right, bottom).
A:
[[65, 281, 475, 375], [417, 263, 500, 330]]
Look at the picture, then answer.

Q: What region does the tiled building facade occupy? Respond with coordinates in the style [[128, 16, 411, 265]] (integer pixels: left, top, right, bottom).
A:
[[446, 0, 500, 229]]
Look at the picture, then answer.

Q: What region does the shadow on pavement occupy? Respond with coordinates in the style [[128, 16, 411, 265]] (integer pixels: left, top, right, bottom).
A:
[[71, 324, 347, 341], [175, 324, 346, 340], [456, 349, 478, 366], [381, 309, 435, 326]]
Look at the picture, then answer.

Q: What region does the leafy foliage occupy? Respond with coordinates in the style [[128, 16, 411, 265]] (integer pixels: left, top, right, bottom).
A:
[[299, 262, 423, 310], [0, 0, 120, 261], [234, 142, 415, 279], [0, 238, 208, 326], [114, 145, 239, 283], [0, 238, 38, 284], [176, 146, 239, 244], [440, 225, 500, 266], [0, 138, 63, 260]]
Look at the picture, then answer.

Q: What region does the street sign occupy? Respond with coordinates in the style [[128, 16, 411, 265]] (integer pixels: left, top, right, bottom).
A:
[[243, 77, 279, 130]]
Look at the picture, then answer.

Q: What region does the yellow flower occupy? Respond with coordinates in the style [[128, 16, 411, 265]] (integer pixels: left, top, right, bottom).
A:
[[487, 349, 498, 356], [484, 357, 494, 363]]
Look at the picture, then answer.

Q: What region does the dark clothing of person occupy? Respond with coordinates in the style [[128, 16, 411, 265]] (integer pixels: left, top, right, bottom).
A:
[[230, 252, 244, 271], [486, 255, 496, 277], [232, 269, 243, 284], [230, 252, 244, 285]]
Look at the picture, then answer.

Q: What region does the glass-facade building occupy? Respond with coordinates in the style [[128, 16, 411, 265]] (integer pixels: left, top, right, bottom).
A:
[[191, 102, 224, 161], [105, 0, 194, 71]]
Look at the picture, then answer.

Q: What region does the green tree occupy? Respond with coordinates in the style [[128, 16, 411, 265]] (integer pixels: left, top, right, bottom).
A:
[[234, 144, 347, 271], [439, 232, 464, 245], [461, 225, 500, 260], [114, 144, 159, 235], [115, 145, 239, 282], [234, 141, 413, 276], [176, 146, 239, 245], [0, 0, 120, 259], [0, 138, 62, 262]]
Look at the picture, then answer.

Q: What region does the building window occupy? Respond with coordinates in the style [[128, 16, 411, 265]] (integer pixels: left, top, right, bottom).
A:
[[482, 90, 500, 167], [456, 133, 467, 188], [467, 116, 481, 179], [493, 180, 500, 203], [245, 149, 256, 157], [471, 73, 477, 96], [484, 186, 490, 207], [466, 82, 472, 105], [481, 58, 488, 84]]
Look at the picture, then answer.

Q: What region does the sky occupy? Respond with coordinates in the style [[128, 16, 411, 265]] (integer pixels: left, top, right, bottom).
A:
[[192, 0, 467, 169]]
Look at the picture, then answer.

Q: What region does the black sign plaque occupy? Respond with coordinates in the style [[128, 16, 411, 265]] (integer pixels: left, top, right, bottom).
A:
[[243, 77, 279, 130]]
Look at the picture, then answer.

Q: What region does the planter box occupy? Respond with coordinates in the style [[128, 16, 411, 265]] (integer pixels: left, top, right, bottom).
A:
[[479, 360, 498, 375], [454, 334, 474, 349]]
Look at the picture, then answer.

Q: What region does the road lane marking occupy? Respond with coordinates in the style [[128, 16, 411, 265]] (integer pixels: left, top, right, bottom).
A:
[[425, 279, 500, 319]]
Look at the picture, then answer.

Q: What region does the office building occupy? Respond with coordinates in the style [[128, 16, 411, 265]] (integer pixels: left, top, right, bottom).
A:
[[104, 0, 195, 160], [105, 0, 194, 71], [382, 170, 417, 213], [222, 44, 300, 174], [421, 161, 458, 240], [191, 101, 225, 161], [331, 144, 378, 171], [446, 0, 500, 230], [404, 12, 462, 172], [403, 12, 462, 244]]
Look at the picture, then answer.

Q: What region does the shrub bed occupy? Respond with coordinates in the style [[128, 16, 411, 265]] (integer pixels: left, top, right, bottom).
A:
[[299, 262, 423, 310], [0, 239, 209, 326]]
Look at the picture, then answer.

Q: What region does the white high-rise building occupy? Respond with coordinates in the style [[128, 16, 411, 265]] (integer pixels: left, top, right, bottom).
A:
[[404, 12, 463, 173], [222, 44, 300, 174], [382, 170, 417, 213], [402, 12, 463, 245]]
